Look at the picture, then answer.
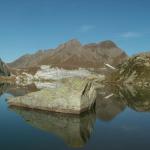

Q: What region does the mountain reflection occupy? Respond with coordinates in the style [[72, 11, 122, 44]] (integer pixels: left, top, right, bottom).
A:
[[0, 83, 10, 96], [96, 84, 150, 120], [118, 85, 150, 112], [96, 92, 126, 121], [9, 107, 96, 148]]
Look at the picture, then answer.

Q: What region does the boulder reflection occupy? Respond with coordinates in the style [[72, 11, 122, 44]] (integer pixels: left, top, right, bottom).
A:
[[9, 107, 96, 148]]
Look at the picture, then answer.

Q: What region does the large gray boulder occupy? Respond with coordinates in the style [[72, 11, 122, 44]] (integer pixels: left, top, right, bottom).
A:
[[8, 77, 100, 114]]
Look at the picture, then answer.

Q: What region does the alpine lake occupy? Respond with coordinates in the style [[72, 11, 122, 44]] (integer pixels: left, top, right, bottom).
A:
[[0, 82, 150, 150]]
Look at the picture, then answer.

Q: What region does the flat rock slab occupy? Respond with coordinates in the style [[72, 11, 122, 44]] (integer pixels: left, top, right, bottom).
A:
[[8, 77, 98, 114]]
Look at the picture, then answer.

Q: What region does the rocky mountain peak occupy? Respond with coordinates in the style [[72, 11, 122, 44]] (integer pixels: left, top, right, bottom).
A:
[[67, 39, 81, 46], [98, 40, 117, 48], [57, 39, 81, 50], [64, 39, 81, 47]]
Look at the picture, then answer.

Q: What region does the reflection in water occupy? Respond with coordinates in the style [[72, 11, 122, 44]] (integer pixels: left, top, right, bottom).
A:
[[96, 93, 126, 121], [9, 107, 96, 148], [7, 84, 39, 96], [0, 83, 39, 97], [118, 85, 150, 112], [95, 85, 126, 121], [96, 84, 150, 121], [0, 83, 10, 96]]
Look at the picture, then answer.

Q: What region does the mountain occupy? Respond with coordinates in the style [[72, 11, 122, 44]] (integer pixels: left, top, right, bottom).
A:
[[0, 58, 10, 76], [8, 49, 54, 69], [8, 39, 128, 69]]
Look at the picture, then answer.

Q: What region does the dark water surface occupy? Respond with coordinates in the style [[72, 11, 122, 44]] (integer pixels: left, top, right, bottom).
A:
[[0, 83, 150, 150]]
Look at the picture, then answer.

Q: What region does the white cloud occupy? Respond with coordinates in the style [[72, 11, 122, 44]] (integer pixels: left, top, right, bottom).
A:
[[121, 32, 141, 38], [79, 25, 95, 33]]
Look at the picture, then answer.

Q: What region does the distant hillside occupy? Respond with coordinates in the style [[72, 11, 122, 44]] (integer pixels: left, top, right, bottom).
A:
[[8, 39, 128, 69]]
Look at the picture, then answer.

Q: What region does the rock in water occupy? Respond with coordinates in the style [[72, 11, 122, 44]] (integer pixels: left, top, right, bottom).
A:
[[0, 58, 10, 76], [8, 77, 98, 114]]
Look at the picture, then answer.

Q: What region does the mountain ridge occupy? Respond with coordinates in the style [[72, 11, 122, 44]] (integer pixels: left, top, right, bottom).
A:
[[8, 39, 128, 69]]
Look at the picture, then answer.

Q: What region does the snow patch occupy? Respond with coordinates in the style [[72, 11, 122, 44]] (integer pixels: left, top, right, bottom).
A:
[[35, 82, 61, 89]]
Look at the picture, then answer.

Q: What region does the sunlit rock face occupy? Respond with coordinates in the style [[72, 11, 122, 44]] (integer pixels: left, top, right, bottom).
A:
[[0, 58, 10, 76], [9, 107, 95, 148], [111, 53, 150, 85], [7, 77, 98, 114]]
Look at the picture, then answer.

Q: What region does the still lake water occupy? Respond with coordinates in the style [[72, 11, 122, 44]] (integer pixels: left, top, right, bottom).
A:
[[0, 83, 150, 150]]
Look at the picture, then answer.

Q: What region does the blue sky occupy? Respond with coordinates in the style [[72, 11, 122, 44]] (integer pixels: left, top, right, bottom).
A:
[[0, 0, 150, 62]]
